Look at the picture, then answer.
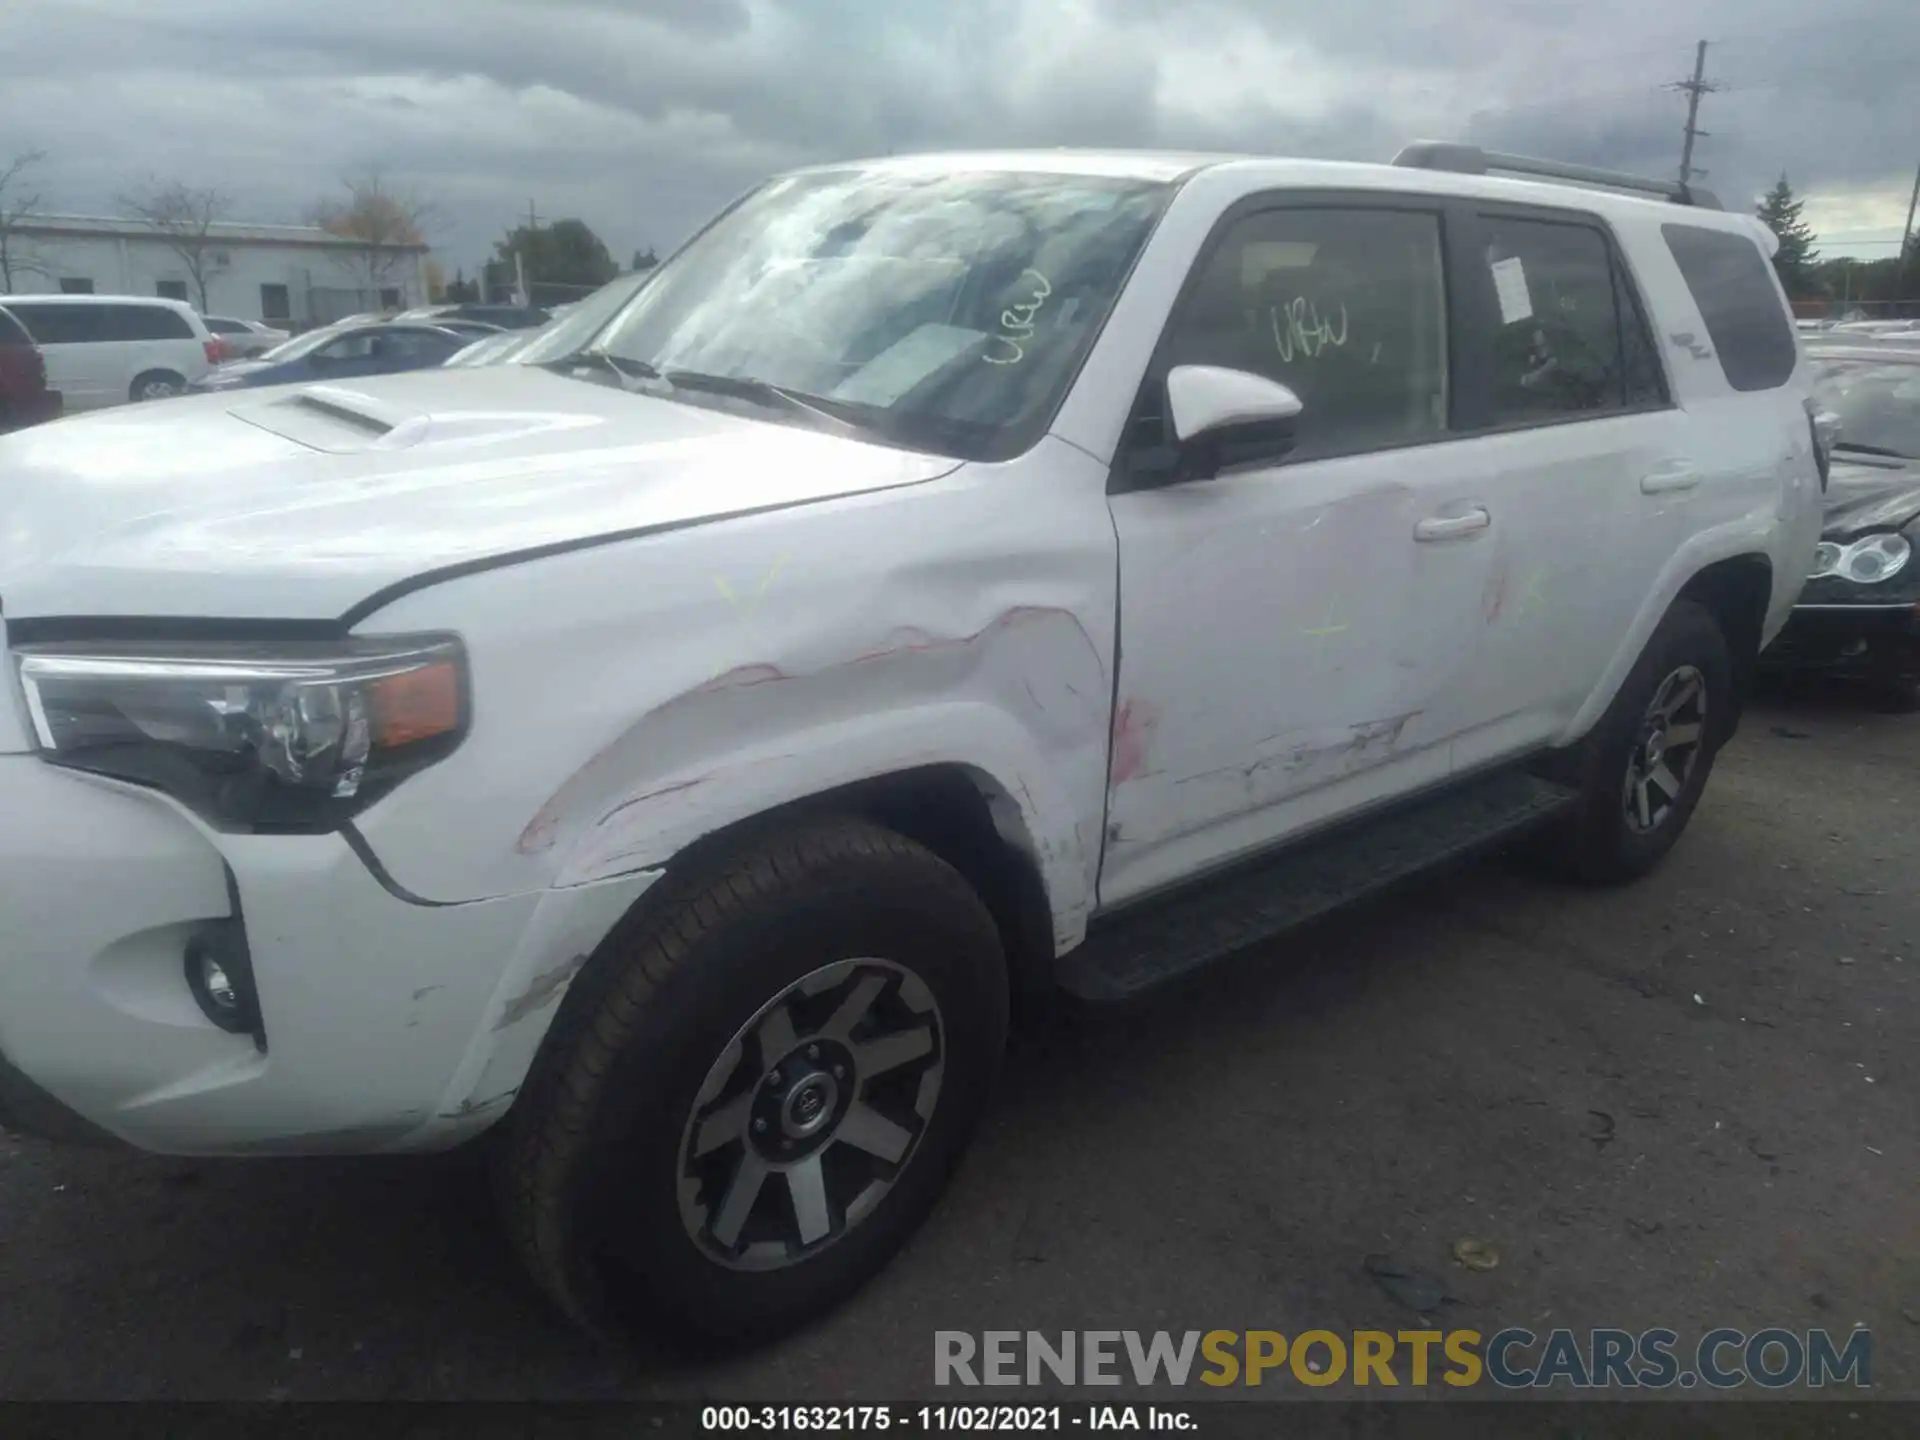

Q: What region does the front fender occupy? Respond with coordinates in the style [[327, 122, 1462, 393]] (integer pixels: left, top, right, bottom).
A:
[[543, 693, 1102, 954]]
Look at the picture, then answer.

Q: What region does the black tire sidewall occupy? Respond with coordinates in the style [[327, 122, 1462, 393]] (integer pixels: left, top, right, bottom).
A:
[[1565, 601, 1731, 880], [562, 836, 1007, 1345]]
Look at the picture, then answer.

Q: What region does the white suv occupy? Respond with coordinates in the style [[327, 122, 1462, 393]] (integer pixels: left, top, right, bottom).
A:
[[0, 145, 1823, 1348], [0, 294, 218, 410]]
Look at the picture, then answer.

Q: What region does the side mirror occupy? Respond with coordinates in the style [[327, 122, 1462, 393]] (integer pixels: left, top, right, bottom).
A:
[[1165, 364, 1303, 480]]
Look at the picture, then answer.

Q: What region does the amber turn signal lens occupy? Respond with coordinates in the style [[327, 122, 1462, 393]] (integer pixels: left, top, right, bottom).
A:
[[369, 661, 462, 747]]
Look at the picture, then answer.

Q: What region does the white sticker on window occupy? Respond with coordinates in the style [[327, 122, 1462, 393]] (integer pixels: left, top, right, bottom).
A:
[[832, 323, 983, 407], [1491, 256, 1533, 324]]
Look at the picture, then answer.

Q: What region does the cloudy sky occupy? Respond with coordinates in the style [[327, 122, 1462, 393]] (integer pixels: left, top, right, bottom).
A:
[[4, 0, 1916, 273]]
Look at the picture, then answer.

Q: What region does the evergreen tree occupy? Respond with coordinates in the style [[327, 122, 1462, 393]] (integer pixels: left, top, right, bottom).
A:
[[1756, 175, 1821, 296]]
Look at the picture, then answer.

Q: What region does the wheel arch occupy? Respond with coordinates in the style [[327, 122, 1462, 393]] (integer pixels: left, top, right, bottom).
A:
[[1676, 552, 1772, 743], [499, 763, 1063, 1139]]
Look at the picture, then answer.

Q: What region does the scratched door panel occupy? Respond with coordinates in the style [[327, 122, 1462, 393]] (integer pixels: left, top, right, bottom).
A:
[[1102, 441, 1493, 905]]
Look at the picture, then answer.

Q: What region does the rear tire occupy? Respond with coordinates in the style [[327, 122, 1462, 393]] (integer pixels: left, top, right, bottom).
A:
[[1536, 599, 1732, 884], [130, 370, 185, 402], [496, 816, 1008, 1350]]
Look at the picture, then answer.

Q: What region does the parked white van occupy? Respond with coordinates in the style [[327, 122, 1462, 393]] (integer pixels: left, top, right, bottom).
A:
[[0, 295, 218, 410]]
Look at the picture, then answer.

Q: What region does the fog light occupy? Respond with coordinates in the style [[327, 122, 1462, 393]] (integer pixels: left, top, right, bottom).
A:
[[184, 925, 260, 1039]]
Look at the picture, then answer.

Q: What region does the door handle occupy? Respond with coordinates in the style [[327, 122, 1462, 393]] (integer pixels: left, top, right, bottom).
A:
[[1414, 508, 1491, 542], [1640, 465, 1701, 495]]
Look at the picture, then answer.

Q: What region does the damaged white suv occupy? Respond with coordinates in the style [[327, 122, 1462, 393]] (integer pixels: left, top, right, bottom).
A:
[[0, 145, 1822, 1347]]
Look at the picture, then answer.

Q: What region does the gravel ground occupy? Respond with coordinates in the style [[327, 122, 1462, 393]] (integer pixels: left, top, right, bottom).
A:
[[0, 685, 1913, 1403]]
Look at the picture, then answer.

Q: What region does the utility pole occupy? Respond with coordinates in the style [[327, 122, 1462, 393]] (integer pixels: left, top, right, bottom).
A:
[[1670, 40, 1722, 189], [516, 199, 541, 305], [1900, 159, 1920, 300]]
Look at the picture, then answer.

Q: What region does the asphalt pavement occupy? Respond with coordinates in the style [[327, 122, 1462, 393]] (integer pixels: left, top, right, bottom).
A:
[[1, 683, 1914, 1402]]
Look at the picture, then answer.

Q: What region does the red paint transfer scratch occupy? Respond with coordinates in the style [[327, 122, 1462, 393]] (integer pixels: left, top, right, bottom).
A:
[[1110, 699, 1156, 784]]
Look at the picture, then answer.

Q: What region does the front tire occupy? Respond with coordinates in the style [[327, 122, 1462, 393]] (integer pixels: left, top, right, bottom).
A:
[[497, 816, 1009, 1349], [1538, 599, 1732, 884]]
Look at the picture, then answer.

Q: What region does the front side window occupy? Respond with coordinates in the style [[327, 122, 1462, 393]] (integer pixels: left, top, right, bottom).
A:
[[585, 167, 1174, 460], [1157, 206, 1449, 460], [1662, 222, 1798, 392], [1476, 217, 1632, 423], [315, 332, 378, 362]]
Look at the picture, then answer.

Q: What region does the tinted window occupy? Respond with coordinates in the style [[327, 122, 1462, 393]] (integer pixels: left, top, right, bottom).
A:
[[1476, 217, 1645, 422], [378, 328, 459, 360], [204, 317, 248, 335], [0, 306, 31, 346], [105, 304, 194, 341], [1662, 223, 1797, 392], [7, 304, 104, 344], [1615, 260, 1668, 407], [156, 280, 189, 302], [1157, 206, 1449, 460], [315, 332, 378, 361]]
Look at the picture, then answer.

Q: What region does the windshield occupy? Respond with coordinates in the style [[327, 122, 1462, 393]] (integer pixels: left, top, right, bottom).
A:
[[255, 320, 367, 364], [511, 271, 656, 366], [578, 167, 1172, 459], [1813, 358, 1920, 460]]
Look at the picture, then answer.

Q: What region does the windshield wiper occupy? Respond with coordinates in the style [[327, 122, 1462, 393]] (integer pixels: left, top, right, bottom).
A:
[[660, 369, 865, 435], [1832, 441, 1912, 459], [544, 347, 660, 386]]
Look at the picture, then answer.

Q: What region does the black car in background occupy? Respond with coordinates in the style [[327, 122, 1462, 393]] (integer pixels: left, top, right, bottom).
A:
[[1762, 343, 1920, 707]]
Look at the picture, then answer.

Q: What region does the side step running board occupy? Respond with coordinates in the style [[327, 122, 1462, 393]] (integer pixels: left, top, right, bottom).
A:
[[1057, 768, 1579, 1001]]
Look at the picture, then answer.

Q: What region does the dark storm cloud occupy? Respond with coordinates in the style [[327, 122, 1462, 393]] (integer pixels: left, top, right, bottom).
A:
[[2, 0, 1914, 270]]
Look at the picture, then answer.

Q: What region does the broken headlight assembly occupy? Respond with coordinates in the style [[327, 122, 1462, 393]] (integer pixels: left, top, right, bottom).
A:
[[11, 634, 468, 830], [1809, 533, 1911, 586]]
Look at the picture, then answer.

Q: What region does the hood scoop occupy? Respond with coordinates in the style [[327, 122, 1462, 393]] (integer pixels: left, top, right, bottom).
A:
[[229, 383, 607, 455]]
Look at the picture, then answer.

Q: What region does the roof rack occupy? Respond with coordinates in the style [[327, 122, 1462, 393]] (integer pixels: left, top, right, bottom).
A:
[[1391, 141, 1721, 210]]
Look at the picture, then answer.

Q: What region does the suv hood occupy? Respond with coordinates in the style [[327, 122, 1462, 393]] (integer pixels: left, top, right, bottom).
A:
[[0, 366, 960, 622]]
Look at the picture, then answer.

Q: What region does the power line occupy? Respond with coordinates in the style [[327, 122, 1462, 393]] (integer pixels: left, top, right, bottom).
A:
[[1668, 40, 1724, 189]]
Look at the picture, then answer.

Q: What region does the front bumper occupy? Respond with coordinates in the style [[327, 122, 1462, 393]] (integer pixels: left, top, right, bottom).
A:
[[0, 756, 658, 1155], [1761, 601, 1920, 683]]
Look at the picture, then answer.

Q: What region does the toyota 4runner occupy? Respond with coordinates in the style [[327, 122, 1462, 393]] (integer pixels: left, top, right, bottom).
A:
[[0, 144, 1823, 1347]]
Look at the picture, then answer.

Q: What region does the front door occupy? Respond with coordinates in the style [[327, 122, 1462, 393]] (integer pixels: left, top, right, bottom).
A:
[[1100, 199, 1498, 906]]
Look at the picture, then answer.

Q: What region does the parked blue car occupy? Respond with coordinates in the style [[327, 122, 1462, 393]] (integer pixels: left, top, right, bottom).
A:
[[189, 320, 473, 393]]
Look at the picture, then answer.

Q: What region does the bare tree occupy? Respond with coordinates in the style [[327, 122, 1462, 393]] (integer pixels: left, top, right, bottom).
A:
[[0, 148, 52, 293], [308, 168, 441, 301], [120, 178, 232, 310]]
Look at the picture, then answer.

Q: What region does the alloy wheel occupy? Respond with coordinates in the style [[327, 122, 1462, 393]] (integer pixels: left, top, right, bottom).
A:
[[1623, 664, 1708, 834], [677, 958, 944, 1271]]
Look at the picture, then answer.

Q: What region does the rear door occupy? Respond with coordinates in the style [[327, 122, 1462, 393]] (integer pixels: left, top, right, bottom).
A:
[[1435, 205, 1687, 769]]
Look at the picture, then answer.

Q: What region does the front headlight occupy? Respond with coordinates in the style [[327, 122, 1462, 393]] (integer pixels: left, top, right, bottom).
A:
[[1808, 532, 1911, 585], [11, 634, 467, 830]]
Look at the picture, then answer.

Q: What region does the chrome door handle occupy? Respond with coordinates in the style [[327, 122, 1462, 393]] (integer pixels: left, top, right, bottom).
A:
[[1414, 508, 1491, 542], [1640, 466, 1701, 495]]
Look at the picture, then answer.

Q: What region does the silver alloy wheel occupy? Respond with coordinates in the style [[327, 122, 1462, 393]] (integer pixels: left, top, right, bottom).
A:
[[1623, 663, 1708, 834], [137, 378, 180, 400], [677, 957, 945, 1271]]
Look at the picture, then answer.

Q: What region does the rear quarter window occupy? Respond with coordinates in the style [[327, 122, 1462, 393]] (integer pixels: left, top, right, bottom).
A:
[[1660, 223, 1798, 392]]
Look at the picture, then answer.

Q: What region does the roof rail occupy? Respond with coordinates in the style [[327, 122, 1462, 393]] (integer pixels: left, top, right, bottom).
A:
[[1391, 141, 1721, 210]]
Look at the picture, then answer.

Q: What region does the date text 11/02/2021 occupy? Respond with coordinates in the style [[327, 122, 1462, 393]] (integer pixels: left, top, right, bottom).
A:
[[701, 1406, 1193, 1431]]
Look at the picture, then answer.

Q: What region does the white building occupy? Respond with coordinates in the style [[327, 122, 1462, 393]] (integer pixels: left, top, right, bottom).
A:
[[3, 214, 432, 329]]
